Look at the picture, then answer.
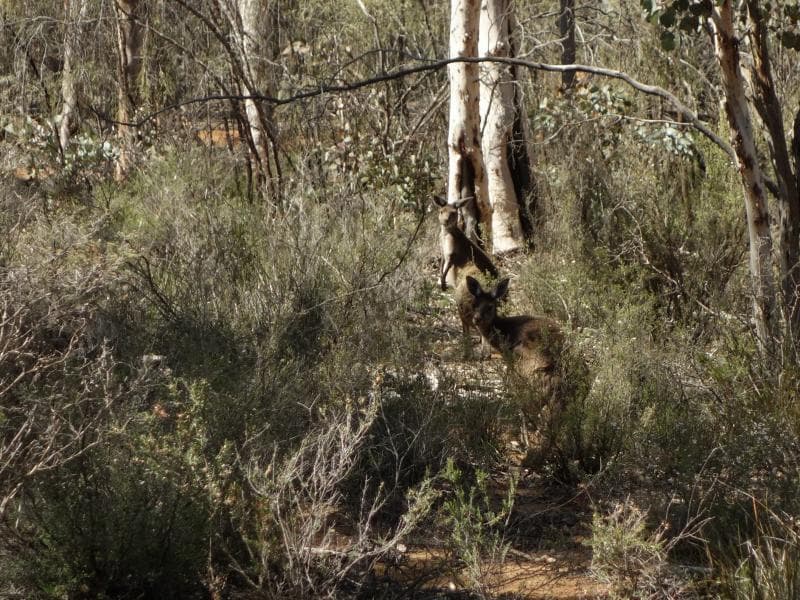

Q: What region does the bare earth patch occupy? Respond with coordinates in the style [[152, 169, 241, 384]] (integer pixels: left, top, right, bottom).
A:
[[377, 286, 610, 598]]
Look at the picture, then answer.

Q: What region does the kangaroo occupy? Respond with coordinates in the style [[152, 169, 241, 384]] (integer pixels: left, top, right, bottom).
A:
[[465, 275, 565, 452], [454, 264, 495, 357], [433, 195, 500, 356], [466, 276, 589, 464], [432, 194, 497, 291], [464, 276, 563, 378]]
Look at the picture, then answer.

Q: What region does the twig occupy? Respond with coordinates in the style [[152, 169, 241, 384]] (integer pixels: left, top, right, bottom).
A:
[[96, 55, 735, 163]]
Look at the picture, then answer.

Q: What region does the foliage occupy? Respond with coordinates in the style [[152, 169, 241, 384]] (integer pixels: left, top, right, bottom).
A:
[[590, 499, 699, 599], [3, 116, 119, 180], [715, 506, 800, 600], [19, 413, 210, 599], [2, 0, 800, 598], [441, 459, 517, 598], [642, 0, 800, 52], [242, 394, 441, 598]]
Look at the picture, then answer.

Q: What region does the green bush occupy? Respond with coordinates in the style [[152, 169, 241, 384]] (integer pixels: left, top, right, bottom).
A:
[[715, 508, 800, 600], [589, 499, 698, 599], [441, 458, 516, 599], [20, 424, 210, 599], [0, 141, 461, 597]]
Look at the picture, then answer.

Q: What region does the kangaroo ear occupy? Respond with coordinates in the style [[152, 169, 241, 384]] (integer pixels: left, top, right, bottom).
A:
[[453, 198, 469, 210], [432, 194, 447, 207], [493, 278, 510, 300], [466, 276, 483, 298]]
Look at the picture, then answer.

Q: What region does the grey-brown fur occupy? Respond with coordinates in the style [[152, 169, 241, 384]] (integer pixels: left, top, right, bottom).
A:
[[464, 276, 563, 377], [432, 194, 497, 290], [465, 276, 578, 461], [454, 264, 493, 357]]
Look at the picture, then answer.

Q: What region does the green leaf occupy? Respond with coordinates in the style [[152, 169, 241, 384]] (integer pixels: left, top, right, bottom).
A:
[[660, 7, 677, 27], [679, 14, 700, 31], [780, 31, 800, 49], [648, 9, 664, 25], [660, 29, 677, 50]]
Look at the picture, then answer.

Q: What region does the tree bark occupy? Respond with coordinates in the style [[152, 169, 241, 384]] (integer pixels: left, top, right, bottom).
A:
[[710, 1, 777, 352], [237, 0, 273, 196], [745, 0, 800, 332], [448, 0, 491, 248], [228, 0, 279, 201], [58, 0, 88, 157], [793, 108, 800, 233], [479, 0, 524, 253], [558, 0, 576, 91], [114, 0, 147, 180]]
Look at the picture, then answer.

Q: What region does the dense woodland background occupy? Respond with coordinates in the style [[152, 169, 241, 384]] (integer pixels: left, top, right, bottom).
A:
[[2, 0, 800, 598]]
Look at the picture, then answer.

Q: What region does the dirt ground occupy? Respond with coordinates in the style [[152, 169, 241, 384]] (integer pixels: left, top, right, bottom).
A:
[[380, 286, 609, 599], [395, 540, 607, 599]]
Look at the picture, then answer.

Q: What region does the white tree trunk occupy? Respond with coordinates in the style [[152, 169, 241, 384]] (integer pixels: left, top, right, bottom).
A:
[[238, 0, 270, 172], [225, 0, 277, 198], [448, 0, 491, 248], [479, 0, 524, 253], [114, 0, 146, 180], [58, 0, 88, 155], [710, 1, 776, 351]]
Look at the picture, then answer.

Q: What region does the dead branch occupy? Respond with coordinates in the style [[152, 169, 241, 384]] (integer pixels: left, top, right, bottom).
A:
[[110, 55, 735, 163]]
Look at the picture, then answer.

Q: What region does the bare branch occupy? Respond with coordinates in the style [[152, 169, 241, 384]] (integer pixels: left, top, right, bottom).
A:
[[105, 55, 734, 163]]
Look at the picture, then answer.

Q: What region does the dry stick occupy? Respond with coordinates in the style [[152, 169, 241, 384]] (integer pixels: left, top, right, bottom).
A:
[[113, 56, 736, 163]]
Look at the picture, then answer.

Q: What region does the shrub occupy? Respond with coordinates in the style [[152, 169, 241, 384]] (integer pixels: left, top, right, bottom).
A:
[[715, 510, 800, 600], [19, 424, 210, 599], [0, 254, 209, 598], [441, 459, 516, 599], [590, 499, 701, 599], [237, 394, 440, 599]]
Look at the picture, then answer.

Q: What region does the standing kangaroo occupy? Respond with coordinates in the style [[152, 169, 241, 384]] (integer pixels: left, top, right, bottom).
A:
[[464, 276, 563, 379], [433, 195, 497, 290], [433, 195, 499, 356], [465, 276, 585, 462]]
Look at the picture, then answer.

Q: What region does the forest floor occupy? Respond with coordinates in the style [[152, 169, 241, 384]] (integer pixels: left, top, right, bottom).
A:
[[387, 481, 608, 598], [379, 280, 609, 599]]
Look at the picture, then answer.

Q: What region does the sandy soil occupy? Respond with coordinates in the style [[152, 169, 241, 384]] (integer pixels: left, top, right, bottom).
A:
[[393, 286, 610, 599]]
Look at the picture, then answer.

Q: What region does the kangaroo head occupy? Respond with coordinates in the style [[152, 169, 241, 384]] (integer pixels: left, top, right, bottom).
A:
[[433, 195, 468, 229], [466, 276, 510, 328]]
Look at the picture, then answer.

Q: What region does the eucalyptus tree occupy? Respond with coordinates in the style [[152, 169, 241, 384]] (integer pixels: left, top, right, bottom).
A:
[[58, 0, 88, 155], [646, 0, 800, 352], [222, 0, 281, 200], [448, 0, 491, 248], [479, 0, 529, 253], [114, 0, 147, 179]]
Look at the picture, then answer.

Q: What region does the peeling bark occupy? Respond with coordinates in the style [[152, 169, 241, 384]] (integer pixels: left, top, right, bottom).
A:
[[745, 0, 800, 331], [479, 0, 524, 253], [448, 0, 491, 248], [710, 1, 777, 352]]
